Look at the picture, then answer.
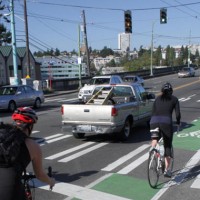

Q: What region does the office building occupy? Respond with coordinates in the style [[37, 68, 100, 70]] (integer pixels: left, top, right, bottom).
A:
[[118, 33, 131, 52]]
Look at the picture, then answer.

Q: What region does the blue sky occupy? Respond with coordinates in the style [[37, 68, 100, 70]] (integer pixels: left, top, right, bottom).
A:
[[3, 0, 200, 53]]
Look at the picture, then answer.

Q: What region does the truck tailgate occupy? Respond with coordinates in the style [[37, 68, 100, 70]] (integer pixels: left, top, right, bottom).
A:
[[62, 104, 112, 124]]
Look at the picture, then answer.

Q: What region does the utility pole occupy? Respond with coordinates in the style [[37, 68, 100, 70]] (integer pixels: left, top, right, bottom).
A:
[[78, 24, 82, 88], [10, 0, 19, 85], [23, 0, 30, 78], [188, 30, 191, 68], [81, 10, 90, 76], [150, 21, 155, 76]]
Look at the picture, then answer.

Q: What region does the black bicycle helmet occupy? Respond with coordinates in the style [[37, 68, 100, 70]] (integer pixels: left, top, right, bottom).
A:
[[161, 82, 173, 95]]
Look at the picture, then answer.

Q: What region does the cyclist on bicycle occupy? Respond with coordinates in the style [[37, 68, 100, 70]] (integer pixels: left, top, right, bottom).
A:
[[0, 107, 55, 200], [150, 82, 181, 178]]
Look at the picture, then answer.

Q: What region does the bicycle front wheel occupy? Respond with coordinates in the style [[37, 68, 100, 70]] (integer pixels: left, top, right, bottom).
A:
[[147, 149, 159, 188]]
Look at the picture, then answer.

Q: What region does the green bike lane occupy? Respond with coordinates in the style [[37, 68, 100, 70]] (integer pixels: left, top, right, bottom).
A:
[[70, 118, 200, 200]]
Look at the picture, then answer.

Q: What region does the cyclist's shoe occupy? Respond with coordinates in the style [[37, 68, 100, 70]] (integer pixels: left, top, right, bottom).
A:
[[164, 170, 172, 178]]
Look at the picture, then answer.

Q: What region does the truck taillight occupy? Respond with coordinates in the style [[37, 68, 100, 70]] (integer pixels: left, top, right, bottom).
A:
[[111, 107, 118, 116], [61, 106, 64, 115]]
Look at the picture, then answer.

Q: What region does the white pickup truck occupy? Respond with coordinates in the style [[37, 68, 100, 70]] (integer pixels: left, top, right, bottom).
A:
[[61, 83, 155, 141]]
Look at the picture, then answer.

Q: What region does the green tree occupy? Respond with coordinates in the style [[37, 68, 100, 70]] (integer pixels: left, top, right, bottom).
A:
[[106, 59, 116, 67], [55, 48, 60, 56], [0, 0, 11, 45], [99, 46, 114, 58], [154, 45, 162, 66]]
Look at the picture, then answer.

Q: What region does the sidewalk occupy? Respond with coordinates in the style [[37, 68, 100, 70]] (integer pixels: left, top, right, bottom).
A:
[[44, 89, 78, 97]]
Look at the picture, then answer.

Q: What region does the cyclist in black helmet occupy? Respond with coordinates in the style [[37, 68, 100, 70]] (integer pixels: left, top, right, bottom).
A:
[[0, 107, 55, 200], [150, 82, 181, 177]]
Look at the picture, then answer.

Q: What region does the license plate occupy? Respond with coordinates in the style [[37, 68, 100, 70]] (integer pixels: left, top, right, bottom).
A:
[[77, 125, 92, 132]]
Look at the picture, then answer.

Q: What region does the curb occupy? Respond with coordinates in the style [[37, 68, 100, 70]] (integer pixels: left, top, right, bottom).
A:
[[44, 90, 78, 97]]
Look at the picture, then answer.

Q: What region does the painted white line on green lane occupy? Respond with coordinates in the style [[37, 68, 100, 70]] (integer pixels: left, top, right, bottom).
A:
[[34, 180, 132, 200], [151, 149, 200, 200]]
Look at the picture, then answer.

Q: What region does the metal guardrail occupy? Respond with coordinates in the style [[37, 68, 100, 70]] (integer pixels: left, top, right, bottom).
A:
[[47, 65, 184, 91]]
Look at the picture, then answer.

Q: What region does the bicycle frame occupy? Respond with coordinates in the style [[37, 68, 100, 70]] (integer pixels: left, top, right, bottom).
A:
[[22, 173, 36, 200], [21, 166, 53, 200]]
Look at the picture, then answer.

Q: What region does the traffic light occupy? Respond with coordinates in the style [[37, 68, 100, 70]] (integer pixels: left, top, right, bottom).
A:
[[160, 8, 167, 24], [124, 10, 132, 33]]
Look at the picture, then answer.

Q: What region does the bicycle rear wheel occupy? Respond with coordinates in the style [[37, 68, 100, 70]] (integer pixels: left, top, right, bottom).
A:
[[147, 149, 159, 188]]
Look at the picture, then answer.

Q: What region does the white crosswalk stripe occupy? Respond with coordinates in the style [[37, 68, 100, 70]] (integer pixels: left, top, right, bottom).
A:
[[58, 143, 108, 163], [35, 133, 72, 146], [118, 152, 149, 174], [191, 174, 200, 189], [102, 144, 150, 172], [45, 141, 96, 160]]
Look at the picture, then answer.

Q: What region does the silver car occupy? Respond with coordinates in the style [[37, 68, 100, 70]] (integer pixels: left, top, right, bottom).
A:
[[123, 75, 144, 86], [0, 85, 45, 112], [178, 67, 195, 78]]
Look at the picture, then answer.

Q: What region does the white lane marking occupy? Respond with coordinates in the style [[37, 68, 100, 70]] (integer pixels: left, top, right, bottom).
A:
[[40, 135, 72, 146], [58, 98, 78, 102], [179, 94, 196, 102], [191, 174, 200, 189], [35, 134, 71, 145], [45, 97, 78, 103], [179, 98, 191, 102], [188, 94, 196, 98], [32, 130, 40, 134], [151, 149, 200, 200], [33, 180, 131, 200], [117, 153, 149, 174], [44, 133, 63, 139], [58, 143, 108, 163], [45, 98, 66, 102], [102, 144, 150, 171], [45, 142, 95, 160]]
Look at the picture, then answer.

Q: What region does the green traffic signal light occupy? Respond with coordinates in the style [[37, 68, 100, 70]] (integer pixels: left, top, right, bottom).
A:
[[160, 8, 167, 24], [124, 10, 132, 33]]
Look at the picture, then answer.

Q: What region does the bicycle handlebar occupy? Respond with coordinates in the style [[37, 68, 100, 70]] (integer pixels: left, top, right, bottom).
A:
[[21, 173, 36, 181]]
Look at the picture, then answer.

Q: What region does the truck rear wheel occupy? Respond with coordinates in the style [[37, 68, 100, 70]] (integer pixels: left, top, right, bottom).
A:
[[119, 119, 131, 141], [73, 132, 85, 139]]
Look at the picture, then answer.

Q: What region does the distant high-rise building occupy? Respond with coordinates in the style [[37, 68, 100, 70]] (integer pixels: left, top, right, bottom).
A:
[[118, 33, 131, 52]]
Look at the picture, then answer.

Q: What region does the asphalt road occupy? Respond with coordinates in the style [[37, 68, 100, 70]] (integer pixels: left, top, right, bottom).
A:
[[1, 72, 200, 200]]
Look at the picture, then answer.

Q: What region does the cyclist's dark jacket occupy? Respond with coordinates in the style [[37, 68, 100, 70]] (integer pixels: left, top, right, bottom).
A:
[[150, 94, 181, 137], [0, 129, 31, 200]]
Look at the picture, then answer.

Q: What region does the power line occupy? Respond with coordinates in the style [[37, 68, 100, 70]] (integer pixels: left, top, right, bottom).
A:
[[29, 1, 200, 11]]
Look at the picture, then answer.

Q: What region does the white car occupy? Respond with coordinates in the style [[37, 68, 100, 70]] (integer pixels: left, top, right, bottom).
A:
[[78, 75, 123, 101]]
